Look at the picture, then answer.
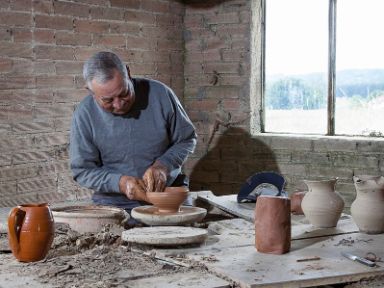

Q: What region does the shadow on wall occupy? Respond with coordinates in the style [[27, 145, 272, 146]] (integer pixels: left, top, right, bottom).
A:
[[189, 127, 280, 196]]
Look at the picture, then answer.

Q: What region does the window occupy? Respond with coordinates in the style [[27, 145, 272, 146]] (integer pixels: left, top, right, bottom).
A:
[[263, 0, 384, 136]]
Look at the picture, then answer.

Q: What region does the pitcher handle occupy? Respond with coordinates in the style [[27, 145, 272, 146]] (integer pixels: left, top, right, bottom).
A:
[[7, 207, 26, 254]]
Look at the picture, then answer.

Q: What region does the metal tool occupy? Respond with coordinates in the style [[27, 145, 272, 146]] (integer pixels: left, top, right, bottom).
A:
[[341, 252, 376, 267]]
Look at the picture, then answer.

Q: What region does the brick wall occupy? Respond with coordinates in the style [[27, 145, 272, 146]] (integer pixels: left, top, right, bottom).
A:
[[1, 0, 383, 210], [183, 0, 384, 211], [0, 0, 184, 206]]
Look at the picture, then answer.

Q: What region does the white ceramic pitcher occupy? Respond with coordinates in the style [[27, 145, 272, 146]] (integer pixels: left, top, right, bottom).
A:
[[351, 175, 384, 234]]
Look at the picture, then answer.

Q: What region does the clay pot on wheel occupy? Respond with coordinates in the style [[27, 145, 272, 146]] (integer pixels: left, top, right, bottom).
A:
[[8, 203, 55, 262], [301, 178, 344, 228], [255, 195, 291, 254], [146, 186, 189, 213], [351, 175, 384, 234]]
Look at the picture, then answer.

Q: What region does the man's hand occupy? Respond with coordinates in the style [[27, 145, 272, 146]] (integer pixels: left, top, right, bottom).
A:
[[143, 160, 168, 192], [119, 175, 147, 201]]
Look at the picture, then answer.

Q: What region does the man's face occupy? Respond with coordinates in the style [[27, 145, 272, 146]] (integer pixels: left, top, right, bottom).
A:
[[90, 70, 135, 115]]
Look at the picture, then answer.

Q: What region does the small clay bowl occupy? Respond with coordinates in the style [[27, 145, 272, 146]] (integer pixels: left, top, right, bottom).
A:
[[147, 186, 189, 213]]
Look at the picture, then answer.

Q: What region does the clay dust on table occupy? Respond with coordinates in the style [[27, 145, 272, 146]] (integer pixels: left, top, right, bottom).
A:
[[0, 223, 203, 288]]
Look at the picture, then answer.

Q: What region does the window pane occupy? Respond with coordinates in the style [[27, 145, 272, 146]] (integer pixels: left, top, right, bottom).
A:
[[336, 0, 384, 136], [265, 0, 328, 134]]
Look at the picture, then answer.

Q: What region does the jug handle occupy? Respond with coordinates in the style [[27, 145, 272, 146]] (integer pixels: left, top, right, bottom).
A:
[[8, 207, 26, 254]]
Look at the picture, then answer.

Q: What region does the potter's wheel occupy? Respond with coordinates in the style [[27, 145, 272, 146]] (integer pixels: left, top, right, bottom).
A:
[[122, 226, 208, 246], [131, 205, 207, 226]]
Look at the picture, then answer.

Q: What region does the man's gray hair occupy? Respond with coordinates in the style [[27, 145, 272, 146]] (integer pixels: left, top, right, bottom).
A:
[[83, 51, 128, 89]]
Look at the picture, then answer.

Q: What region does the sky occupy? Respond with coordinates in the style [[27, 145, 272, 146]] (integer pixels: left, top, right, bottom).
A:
[[265, 0, 384, 76]]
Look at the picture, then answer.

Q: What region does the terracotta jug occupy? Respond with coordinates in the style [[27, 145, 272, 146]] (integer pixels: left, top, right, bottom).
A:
[[8, 203, 55, 262], [301, 178, 344, 228], [351, 175, 384, 234], [255, 195, 291, 254]]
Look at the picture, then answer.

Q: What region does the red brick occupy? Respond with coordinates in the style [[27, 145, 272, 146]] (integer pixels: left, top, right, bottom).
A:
[[0, 42, 33, 58], [36, 75, 74, 89], [54, 89, 86, 102], [90, 7, 124, 21], [0, 164, 40, 181], [34, 104, 74, 118], [54, 1, 89, 18], [202, 36, 230, 51], [35, 15, 73, 30], [55, 61, 83, 75], [184, 14, 203, 27], [141, 51, 170, 62], [0, 0, 9, 9], [0, 76, 35, 89], [7, 104, 33, 121], [17, 176, 56, 192], [9, 59, 33, 75], [71, 0, 107, 6], [35, 45, 74, 60], [204, 62, 239, 74], [33, 29, 55, 44], [216, 23, 248, 37], [12, 121, 53, 133], [158, 39, 182, 51], [93, 34, 126, 48], [10, 0, 32, 11], [32, 132, 69, 147], [54, 117, 72, 132], [0, 28, 12, 41], [74, 19, 109, 33], [204, 12, 239, 24], [0, 58, 12, 72], [126, 36, 156, 50], [74, 75, 85, 88], [33, 60, 55, 74], [74, 47, 101, 61], [110, 0, 140, 9], [129, 62, 156, 76], [32, 0, 54, 14], [156, 14, 182, 27], [185, 99, 218, 111], [124, 10, 156, 25], [141, 0, 169, 13], [56, 31, 92, 46], [109, 23, 141, 35], [222, 50, 247, 62], [141, 26, 177, 40], [13, 28, 33, 43], [205, 86, 240, 99], [114, 49, 143, 63], [185, 38, 203, 51], [0, 11, 32, 27], [0, 136, 33, 151]]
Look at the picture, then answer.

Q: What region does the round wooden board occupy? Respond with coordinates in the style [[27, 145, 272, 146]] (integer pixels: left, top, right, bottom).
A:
[[121, 226, 208, 246]]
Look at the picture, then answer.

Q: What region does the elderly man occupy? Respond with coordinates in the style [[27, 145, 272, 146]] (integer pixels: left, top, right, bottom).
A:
[[70, 51, 197, 213]]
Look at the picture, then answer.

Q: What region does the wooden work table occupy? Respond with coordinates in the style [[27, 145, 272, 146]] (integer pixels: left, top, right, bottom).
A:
[[1, 194, 384, 287], [148, 192, 384, 288]]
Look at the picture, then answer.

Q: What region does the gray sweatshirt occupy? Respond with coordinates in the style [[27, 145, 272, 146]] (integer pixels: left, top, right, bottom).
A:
[[70, 78, 197, 194]]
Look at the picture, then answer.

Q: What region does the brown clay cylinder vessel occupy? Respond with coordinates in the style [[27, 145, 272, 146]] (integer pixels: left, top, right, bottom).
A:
[[255, 195, 291, 254], [8, 203, 55, 262], [290, 191, 306, 215]]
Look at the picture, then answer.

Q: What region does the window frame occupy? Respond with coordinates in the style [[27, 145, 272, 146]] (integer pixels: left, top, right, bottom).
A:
[[259, 0, 354, 136]]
